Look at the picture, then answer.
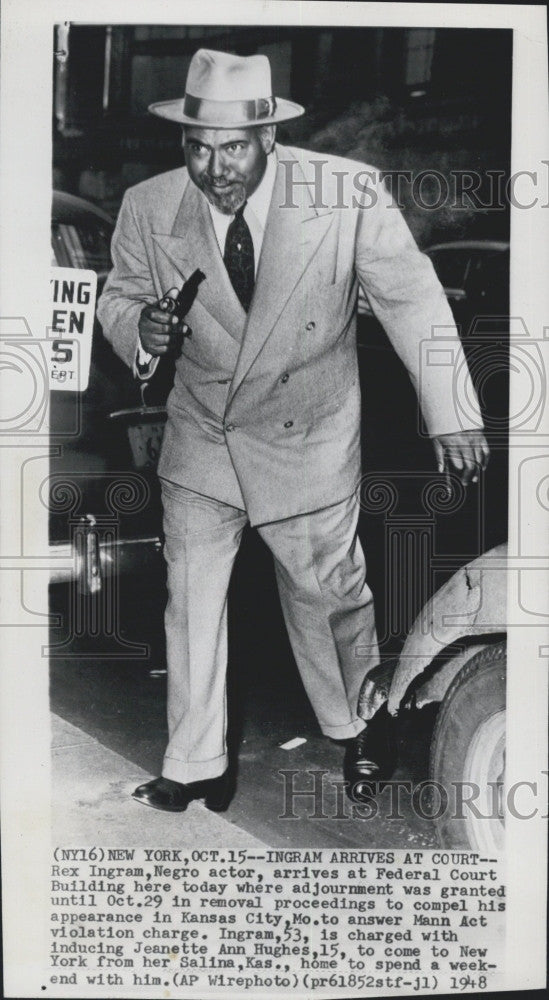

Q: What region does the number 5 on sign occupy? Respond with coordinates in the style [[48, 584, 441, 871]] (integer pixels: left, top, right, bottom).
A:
[[47, 267, 97, 392]]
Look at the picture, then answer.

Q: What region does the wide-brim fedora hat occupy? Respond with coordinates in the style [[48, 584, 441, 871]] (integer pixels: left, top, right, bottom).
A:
[[148, 48, 305, 128]]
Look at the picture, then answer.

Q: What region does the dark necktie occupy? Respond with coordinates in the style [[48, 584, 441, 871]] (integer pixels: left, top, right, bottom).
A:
[[223, 202, 255, 312]]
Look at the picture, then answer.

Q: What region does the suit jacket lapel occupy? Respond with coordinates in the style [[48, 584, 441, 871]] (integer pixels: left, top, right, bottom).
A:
[[151, 179, 247, 343], [228, 148, 334, 402]]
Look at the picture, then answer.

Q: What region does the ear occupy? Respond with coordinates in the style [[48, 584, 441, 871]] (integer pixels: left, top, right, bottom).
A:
[[259, 125, 276, 154]]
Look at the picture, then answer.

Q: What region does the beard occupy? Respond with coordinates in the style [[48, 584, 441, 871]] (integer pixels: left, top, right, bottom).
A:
[[198, 176, 247, 215]]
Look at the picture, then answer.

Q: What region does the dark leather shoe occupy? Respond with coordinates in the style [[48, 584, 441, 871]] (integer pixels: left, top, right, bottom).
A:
[[204, 770, 234, 812], [132, 776, 196, 812], [343, 706, 397, 802], [132, 772, 233, 813]]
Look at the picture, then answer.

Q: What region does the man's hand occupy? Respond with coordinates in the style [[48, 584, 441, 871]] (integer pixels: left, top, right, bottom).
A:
[[138, 287, 191, 356], [433, 429, 490, 488]]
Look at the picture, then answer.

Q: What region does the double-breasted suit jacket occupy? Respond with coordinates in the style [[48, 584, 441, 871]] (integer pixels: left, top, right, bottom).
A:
[[97, 144, 482, 524]]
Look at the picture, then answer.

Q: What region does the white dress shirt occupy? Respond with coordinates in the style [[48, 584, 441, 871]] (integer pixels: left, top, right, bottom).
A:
[[137, 151, 277, 369], [207, 149, 277, 275]]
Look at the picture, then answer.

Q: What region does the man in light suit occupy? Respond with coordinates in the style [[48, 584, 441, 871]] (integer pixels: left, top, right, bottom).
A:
[[97, 49, 488, 813]]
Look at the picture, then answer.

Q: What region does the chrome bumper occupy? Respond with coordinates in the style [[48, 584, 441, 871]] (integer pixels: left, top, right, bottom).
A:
[[49, 519, 163, 593]]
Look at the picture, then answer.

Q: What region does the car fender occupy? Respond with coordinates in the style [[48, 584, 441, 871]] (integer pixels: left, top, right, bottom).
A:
[[386, 543, 508, 715]]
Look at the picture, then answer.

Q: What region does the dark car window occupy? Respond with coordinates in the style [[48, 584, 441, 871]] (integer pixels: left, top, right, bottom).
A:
[[462, 249, 509, 313], [427, 248, 472, 290], [467, 249, 508, 287], [51, 217, 112, 274]]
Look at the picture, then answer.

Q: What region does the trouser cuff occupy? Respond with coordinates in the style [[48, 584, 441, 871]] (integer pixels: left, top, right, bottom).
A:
[[162, 752, 228, 784], [320, 718, 367, 740]]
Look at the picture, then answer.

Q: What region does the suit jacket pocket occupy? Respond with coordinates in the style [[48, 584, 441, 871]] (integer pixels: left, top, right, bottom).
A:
[[299, 273, 356, 332]]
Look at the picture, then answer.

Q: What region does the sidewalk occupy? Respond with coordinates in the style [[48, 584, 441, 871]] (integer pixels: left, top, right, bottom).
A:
[[51, 714, 265, 847]]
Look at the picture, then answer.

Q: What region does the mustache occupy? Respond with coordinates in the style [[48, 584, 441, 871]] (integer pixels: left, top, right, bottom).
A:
[[202, 175, 244, 188], [199, 176, 247, 214]]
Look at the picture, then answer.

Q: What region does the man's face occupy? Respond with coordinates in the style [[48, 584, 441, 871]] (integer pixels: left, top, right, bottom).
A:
[[183, 126, 272, 214]]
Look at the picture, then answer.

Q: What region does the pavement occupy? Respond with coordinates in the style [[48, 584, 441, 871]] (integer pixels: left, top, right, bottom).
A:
[[51, 713, 265, 847]]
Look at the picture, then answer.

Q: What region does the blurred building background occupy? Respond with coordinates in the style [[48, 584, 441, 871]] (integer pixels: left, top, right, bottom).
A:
[[53, 24, 511, 245]]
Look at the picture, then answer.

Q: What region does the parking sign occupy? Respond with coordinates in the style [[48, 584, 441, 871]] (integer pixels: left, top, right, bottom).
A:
[[48, 267, 97, 392]]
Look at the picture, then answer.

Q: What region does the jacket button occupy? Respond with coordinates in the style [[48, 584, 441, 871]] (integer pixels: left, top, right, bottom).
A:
[[306, 321, 316, 330], [284, 420, 294, 429], [225, 423, 235, 432], [280, 373, 289, 383]]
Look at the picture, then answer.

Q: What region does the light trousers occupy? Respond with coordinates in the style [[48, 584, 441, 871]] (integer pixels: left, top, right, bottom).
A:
[[160, 480, 379, 783]]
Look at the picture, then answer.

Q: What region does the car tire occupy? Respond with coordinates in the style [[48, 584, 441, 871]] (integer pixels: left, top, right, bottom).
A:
[[430, 641, 506, 851]]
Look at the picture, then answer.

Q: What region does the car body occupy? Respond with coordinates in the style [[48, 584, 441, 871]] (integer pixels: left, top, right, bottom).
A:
[[52, 190, 114, 286], [358, 238, 510, 348], [422, 240, 509, 322], [357, 237, 509, 549], [357, 544, 507, 851]]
